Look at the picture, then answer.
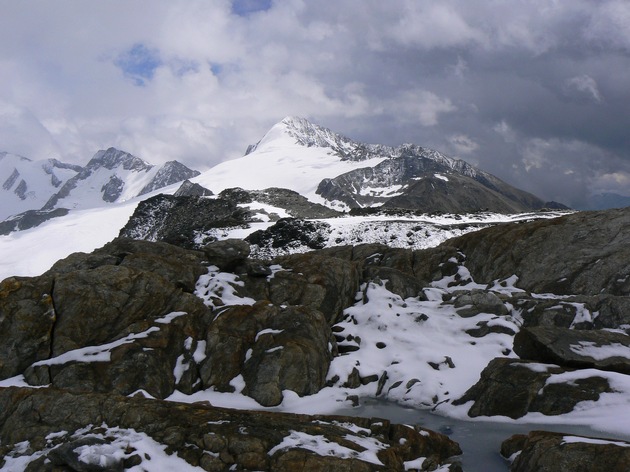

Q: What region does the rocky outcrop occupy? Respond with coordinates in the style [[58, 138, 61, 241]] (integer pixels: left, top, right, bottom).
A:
[[514, 326, 630, 375], [0, 274, 56, 379], [269, 253, 361, 324], [502, 431, 630, 472], [118, 194, 250, 249], [173, 179, 214, 197], [438, 207, 630, 296], [0, 387, 463, 471], [202, 302, 335, 406], [219, 187, 339, 219], [453, 358, 612, 419], [139, 160, 201, 196], [246, 218, 332, 254], [0, 208, 69, 235], [316, 152, 547, 212]]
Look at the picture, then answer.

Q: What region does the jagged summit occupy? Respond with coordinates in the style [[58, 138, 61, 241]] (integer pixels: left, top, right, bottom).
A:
[[42, 148, 200, 211], [0, 152, 82, 220], [199, 116, 551, 212], [88, 147, 153, 172], [1, 146, 200, 227]]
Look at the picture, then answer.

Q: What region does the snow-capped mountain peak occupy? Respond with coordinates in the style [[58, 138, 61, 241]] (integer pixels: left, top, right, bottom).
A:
[[42, 148, 200, 211], [197, 116, 547, 212], [87, 147, 153, 172], [0, 152, 82, 220]]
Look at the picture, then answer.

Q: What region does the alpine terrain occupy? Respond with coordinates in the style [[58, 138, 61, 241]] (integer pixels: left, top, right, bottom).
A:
[[0, 147, 200, 233], [1, 117, 628, 472]]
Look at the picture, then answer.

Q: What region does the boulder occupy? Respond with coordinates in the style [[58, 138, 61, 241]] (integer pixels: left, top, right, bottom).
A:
[[201, 302, 336, 406], [50, 265, 206, 356], [454, 358, 612, 419], [0, 387, 463, 471], [269, 253, 361, 324], [514, 326, 630, 374], [453, 289, 508, 317], [502, 430, 630, 472], [48, 238, 207, 293], [203, 238, 251, 272], [23, 310, 208, 398], [516, 297, 592, 329]]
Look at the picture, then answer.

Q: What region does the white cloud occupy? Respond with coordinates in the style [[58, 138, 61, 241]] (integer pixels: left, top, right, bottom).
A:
[[567, 74, 603, 102], [493, 121, 517, 143], [388, 3, 485, 49], [0, 0, 628, 212], [392, 90, 456, 127], [448, 134, 478, 155]]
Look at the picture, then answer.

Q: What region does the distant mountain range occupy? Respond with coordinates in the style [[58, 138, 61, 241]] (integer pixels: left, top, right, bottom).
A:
[[0, 148, 200, 221], [195, 116, 566, 213], [2, 116, 574, 237]]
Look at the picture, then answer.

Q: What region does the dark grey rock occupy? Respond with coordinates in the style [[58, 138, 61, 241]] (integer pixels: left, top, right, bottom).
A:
[[246, 218, 331, 252], [317, 150, 545, 212], [502, 431, 630, 472], [119, 194, 250, 249], [201, 302, 336, 406], [139, 161, 201, 196], [269, 253, 361, 324], [0, 275, 56, 379], [173, 179, 213, 197], [443, 207, 630, 296], [203, 239, 251, 272], [0, 208, 69, 235], [453, 290, 508, 317], [514, 326, 630, 374], [101, 174, 124, 202], [454, 358, 612, 419], [0, 386, 462, 472]]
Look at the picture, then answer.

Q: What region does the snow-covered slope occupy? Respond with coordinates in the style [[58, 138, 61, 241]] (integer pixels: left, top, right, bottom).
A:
[[1, 148, 200, 221], [42, 148, 199, 211], [0, 152, 81, 220], [194, 116, 553, 212], [194, 117, 389, 208]]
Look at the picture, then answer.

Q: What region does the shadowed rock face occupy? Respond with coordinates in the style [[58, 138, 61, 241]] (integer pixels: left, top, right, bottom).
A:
[[502, 431, 630, 472], [0, 387, 463, 472]]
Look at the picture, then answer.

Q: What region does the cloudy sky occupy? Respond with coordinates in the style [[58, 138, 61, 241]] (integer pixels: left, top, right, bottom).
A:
[[1, 0, 629, 208]]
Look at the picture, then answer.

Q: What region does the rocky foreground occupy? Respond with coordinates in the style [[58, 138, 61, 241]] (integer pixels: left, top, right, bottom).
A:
[[2, 207, 630, 470]]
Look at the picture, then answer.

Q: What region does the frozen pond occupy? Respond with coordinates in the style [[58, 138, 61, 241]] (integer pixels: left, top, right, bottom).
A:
[[336, 398, 630, 472]]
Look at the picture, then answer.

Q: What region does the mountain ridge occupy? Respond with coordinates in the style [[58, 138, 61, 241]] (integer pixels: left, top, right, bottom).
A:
[[0, 147, 200, 222], [198, 116, 562, 212]]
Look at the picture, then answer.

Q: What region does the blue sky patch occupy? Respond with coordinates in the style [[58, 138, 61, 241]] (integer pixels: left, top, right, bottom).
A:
[[231, 0, 272, 17], [114, 43, 162, 86]]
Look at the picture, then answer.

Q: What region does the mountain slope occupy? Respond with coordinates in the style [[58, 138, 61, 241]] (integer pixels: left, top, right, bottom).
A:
[[42, 147, 199, 211], [194, 116, 555, 212], [194, 117, 389, 206], [0, 152, 81, 220]]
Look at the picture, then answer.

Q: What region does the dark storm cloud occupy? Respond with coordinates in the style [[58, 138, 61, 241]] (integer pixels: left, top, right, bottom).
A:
[[1, 0, 629, 208]]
